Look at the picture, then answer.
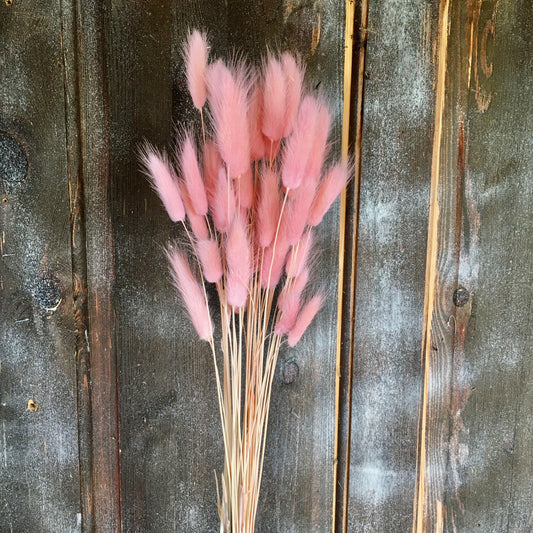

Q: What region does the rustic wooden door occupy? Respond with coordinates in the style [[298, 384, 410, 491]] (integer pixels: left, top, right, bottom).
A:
[[1, 1, 532, 532]]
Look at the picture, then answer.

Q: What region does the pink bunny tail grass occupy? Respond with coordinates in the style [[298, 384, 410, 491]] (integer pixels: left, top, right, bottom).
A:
[[261, 53, 286, 142], [180, 131, 208, 216], [203, 141, 222, 208], [256, 167, 281, 248], [196, 237, 223, 283], [167, 248, 213, 341], [184, 29, 209, 109], [181, 184, 209, 239], [277, 267, 309, 310], [287, 293, 325, 347], [140, 144, 185, 222], [249, 84, 266, 161], [309, 163, 349, 226], [281, 52, 305, 137], [274, 290, 300, 335], [212, 166, 235, 233], [286, 230, 313, 278], [281, 95, 320, 189], [260, 233, 290, 289], [283, 184, 315, 245], [207, 59, 251, 177], [236, 169, 254, 210], [226, 215, 252, 308], [305, 99, 332, 183]]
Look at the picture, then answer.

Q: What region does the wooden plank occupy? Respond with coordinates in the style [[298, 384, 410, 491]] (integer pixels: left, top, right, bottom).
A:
[[100, 1, 345, 531], [348, 1, 441, 531], [414, 0, 533, 531], [0, 1, 81, 531]]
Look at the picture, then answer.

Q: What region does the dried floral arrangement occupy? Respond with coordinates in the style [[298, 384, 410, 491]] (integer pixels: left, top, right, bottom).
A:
[[142, 29, 348, 533]]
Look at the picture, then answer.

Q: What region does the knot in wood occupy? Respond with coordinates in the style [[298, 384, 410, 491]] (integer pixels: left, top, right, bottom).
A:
[[453, 287, 470, 307], [281, 360, 299, 384], [34, 278, 62, 312]]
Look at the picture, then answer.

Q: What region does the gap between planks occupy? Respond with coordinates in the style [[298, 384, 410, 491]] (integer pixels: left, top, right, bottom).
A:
[[412, 0, 450, 531], [333, 1, 369, 532]]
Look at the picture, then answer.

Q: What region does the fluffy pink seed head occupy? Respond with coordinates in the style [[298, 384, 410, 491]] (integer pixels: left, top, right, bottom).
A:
[[207, 59, 251, 177], [179, 132, 208, 216], [181, 184, 209, 239], [283, 184, 315, 245], [261, 53, 286, 142], [305, 99, 331, 184], [141, 145, 185, 222], [260, 232, 290, 289], [196, 238, 223, 283], [203, 141, 222, 208], [287, 293, 325, 347], [248, 84, 266, 161], [256, 167, 281, 248], [212, 166, 235, 233], [275, 290, 301, 335], [277, 268, 309, 310], [226, 215, 252, 308], [281, 95, 320, 189], [235, 168, 254, 210], [309, 164, 349, 226], [281, 52, 305, 137], [285, 230, 313, 278], [167, 248, 212, 341], [184, 29, 209, 109]]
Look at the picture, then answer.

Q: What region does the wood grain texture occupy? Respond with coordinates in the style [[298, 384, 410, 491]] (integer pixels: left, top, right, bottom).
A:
[[348, 1, 441, 531], [0, 1, 81, 531], [100, 1, 345, 531], [414, 0, 533, 531]]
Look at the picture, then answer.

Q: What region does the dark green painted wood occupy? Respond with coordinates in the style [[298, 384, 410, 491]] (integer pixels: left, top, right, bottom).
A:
[[0, 1, 81, 531]]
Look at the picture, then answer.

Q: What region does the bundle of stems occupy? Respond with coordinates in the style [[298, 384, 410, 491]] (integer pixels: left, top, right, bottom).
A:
[[142, 30, 349, 533]]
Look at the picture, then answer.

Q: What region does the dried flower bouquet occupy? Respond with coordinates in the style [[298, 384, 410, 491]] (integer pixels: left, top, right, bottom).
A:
[[142, 29, 348, 533]]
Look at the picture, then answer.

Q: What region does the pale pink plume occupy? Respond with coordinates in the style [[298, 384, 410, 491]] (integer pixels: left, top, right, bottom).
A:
[[260, 232, 290, 289], [184, 29, 209, 109], [277, 268, 309, 310], [309, 164, 349, 226], [141, 145, 185, 222], [207, 59, 251, 177], [281, 95, 321, 189], [256, 167, 281, 248], [196, 238, 223, 283], [203, 141, 222, 208], [305, 99, 331, 183], [287, 293, 325, 347], [283, 183, 316, 245], [248, 84, 266, 161], [285, 230, 313, 278], [167, 248, 213, 341], [275, 290, 300, 335], [281, 52, 305, 137], [235, 169, 254, 210], [226, 215, 252, 308], [181, 184, 209, 239], [212, 166, 235, 233], [261, 53, 286, 142], [179, 132, 208, 216]]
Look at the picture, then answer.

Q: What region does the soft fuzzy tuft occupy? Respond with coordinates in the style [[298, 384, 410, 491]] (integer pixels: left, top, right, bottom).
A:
[[287, 293, 324, 347], [196, 238, 223, 283], [184, 30, 209, 109], [226, 215, 252, 308], [308, 163, 349, 226], [256, 167, 281, 248], [285, 230, 313, 278], [261, 53, 286, 142], [207, 59, 251, 177], [211, 166, 235, 233], [140, 144, 185, 222], [167, 247, 213, 341], [281, 53, 305, 137], [179, 131, 208, 216]]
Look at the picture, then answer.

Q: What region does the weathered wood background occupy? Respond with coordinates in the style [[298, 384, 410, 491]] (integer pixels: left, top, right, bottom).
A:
[[0, 0, 531, 532]]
